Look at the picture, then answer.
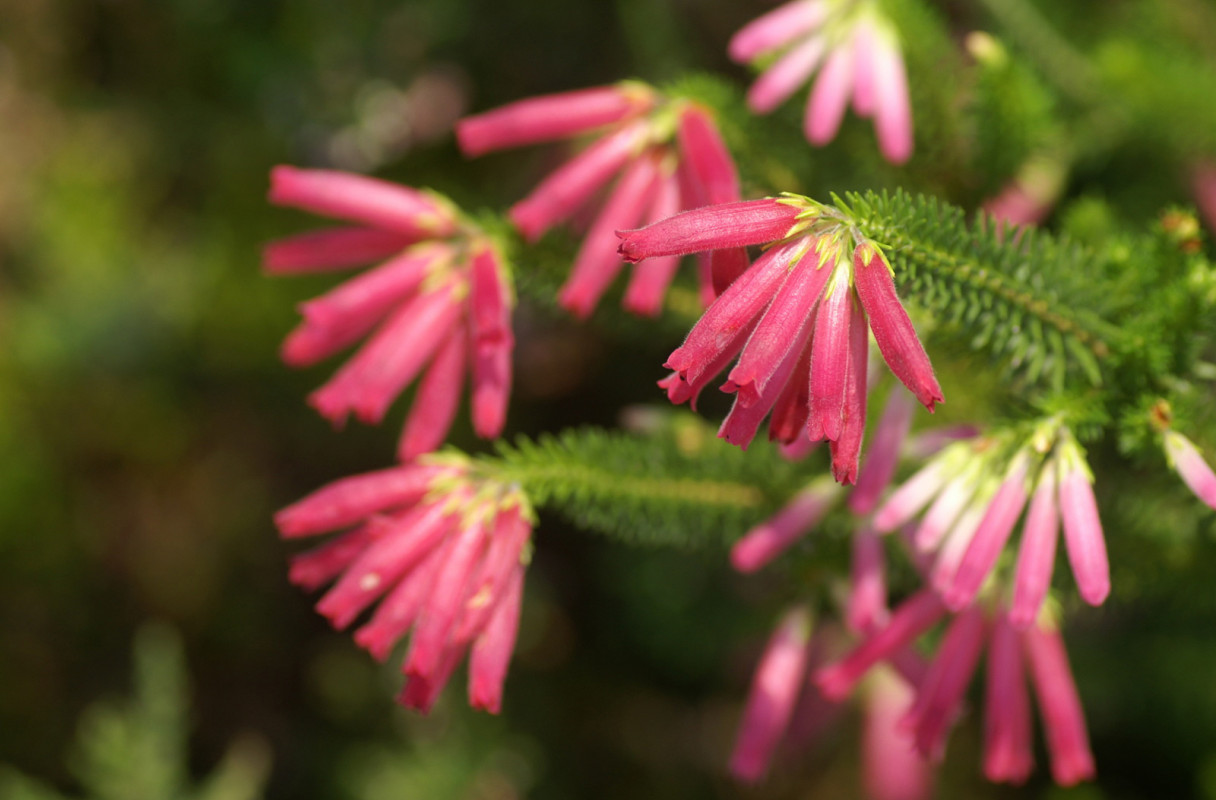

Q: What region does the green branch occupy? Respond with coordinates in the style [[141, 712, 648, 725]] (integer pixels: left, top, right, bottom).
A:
[[848, 190, 1128, 388], [489, 423, 809, 549]]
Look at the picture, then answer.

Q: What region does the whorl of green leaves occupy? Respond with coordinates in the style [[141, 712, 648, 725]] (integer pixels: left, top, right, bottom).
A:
[[489, 419, 810, 549]]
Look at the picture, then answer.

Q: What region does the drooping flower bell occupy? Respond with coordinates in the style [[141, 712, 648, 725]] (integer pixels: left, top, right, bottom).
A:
[[456, 82, 748, 315], [618, 195, 943, 484], [729, 0, 914, 164], [266, 167, 514, 460], [276, 454, 533, 714], [872, 424, 1109, 620]]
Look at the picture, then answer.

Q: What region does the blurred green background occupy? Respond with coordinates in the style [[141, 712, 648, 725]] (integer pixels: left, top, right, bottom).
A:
[[3, 1, 1216, 798]]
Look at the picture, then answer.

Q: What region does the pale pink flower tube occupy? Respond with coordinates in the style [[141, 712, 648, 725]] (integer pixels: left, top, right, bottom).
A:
[[849, 388, 917, 515], [815, 589, 946, 701], [456, 84, 655, 156], [269, 166, 456, 237], [805, 39, 855, 146], [902, 604, 986, 761], [1010, 464, 1060, 628], [984, 610, 1034, 783], [848, 526, 889, 635], [729, 0, 827, 63], [1165, 431, 1216, 509], [559, 152, 661, 317], [1022, 621, 1096, 786], [862, 668, 934, 800], [729, 606, 813, 782], [731, 481, 840, 572], [509, 119, 650, 242], [1058, 459, 1110, 606], [943, 454, 1030, 611]]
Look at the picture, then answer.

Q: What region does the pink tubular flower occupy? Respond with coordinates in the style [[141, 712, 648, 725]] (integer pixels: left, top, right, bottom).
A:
[[457, 83, 747, 315], [900, 603, 986, 761], [730, 1, 914, 164], [984, 610, 1034, 784], [848, 525, 890, 635], [1057, 443, 1109, 607], [815, 588, 947, 701], [618, 196, 942, 484], [1022, 618, 1097, 785], [730, 606, 814, 782], [941, 453, 1030, 611], [277, 456, 533, 714], [265, 167, 515, 459], [849, 388, 917, 515], [1010, 463, 1060, 628], [862, 668, 935, 800], [731, 478, 841, 572], [1164, 430, 1216, 509], [814, 596, 1096, 788]]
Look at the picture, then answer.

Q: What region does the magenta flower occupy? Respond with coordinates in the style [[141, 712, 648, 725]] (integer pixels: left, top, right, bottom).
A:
[[277, 456, 533, 714], [266, 166, 514, 460], [729, 0, 914, 164], [618, 196, 942, 484], [457, 83, 747, 316], [1164, 431, 1216, 510]]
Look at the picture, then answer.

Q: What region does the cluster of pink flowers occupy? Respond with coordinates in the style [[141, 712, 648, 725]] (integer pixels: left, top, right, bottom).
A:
[[729, 0, 914, 164], [814, 596, 1096, 786], [726, 389, 1103, 787], [618, 196, 942, 483], [457, 82, 747, 316], [276, 456, 532, 713], [874, 426, 1109, 621], [266, 166, 513, 461]]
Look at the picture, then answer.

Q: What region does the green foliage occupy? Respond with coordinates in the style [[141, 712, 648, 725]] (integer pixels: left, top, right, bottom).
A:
[[0, 625, 269, 800], [847, 189, 1123, 390], [490, 414, 810, 550], [966, 34, 1059, 192]]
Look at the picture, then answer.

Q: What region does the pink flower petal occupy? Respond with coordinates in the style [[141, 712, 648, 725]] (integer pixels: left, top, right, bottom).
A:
[[730, 606, 814, 782], [509, 120, 650, 242], [457, 84, 655, 156], [729, 0, 828, 63], [269, 166, 456, 237], [263, 227, 416, 274], [852, 245, 943, 410]]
